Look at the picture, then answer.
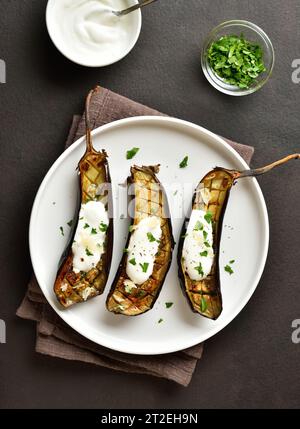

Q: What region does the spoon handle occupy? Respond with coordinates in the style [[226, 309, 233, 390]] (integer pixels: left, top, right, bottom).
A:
[[116, 0, 158, 17]]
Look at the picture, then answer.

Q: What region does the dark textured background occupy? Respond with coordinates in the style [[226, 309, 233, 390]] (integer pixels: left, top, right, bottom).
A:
[[1, 0, 300, 409]]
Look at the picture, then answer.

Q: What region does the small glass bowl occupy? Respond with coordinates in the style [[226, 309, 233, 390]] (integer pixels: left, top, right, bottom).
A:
[[201, 20, 275, 96]]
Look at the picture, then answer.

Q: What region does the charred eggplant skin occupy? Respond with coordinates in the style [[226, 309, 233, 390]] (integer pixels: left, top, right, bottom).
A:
[[106, 165, 174, 316], [177, 153, 300, 320], [177, 168, 234, 320], [54, 87, 113, 308]]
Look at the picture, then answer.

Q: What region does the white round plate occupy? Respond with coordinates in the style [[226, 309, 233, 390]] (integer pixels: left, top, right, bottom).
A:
[[30, 116, 269, 355]]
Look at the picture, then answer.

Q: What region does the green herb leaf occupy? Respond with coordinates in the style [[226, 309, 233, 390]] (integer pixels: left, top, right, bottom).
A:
[[99, 222, 108, 232], [158, 318, 163, 324], [195, 263, 204, 277], [139, 262, 149, 273], [129, 258, 136, 266], [126, 147, 140, 160], [229, 259, 235, 264], [204, 241, 210, 248], [200, 296, 208, 313], [179, 156, 189, 169], [194, 220, 204, 231], [84, 223, 90, 229], [165, 302, 173, 309], [200, 250, 208, 257], [204, 211, 213, 224], [85, 248, 93, 257], [203, 230, 208, 240], [67, 219, 73, 227], [147, 232, 156, 242], [59, 226, 64, 236], [123, 248, 129, 253], [91, 228, 97, 235], [225, 264, 234, 275]]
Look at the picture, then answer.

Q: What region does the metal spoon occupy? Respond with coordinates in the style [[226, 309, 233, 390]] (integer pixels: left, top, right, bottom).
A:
[[113, 0, 158, 17]]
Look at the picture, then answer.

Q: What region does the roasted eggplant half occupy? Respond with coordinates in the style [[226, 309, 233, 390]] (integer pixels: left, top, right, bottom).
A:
[[106, 165, 174, 316], [54, 87, 113, 307], [178, 153, 300, 320]]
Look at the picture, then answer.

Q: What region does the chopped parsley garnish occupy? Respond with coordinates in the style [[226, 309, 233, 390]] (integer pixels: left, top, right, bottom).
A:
[[200, 296, 208, 312], [195, 263, 204, 277], [225, 265, 234, 275], [229, 260, 235, 264], [194, 221, 204, 231], [129, 258, 136, 266], [204, 241, 210, 248], [67, 220, 73, 227], [126, 147, 140, 160], [85, 248, 94, 257], [179, 156, 189, 169], [203, 230, 208, 240], [147, 232, 159, 243], [147, 232, 156, 242], [158, 318, 163, 324], [204, 212, 213, 224], [123, 248, 129, 253], [99, 222, 108, 232], [165, 302, 173, 309], [59, 226, 64, 236], [91, 228, 97, 235], [83, 223, 90, 229], [207, 34, 266, 89], [200, 250, 208, 257], [139, 262, 149, 273], [79, 217, 84, 220]]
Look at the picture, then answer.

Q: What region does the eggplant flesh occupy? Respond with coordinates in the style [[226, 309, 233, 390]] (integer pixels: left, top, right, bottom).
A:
[[177, 153, 300, 320], [54, 87, 113, 308], [54, 149, 112, 307], [178, 168, 234, 320], [106, 165, 174, 316]]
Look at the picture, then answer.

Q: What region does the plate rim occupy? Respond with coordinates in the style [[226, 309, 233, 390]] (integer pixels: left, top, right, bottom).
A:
[[29, 116, 269, 355]]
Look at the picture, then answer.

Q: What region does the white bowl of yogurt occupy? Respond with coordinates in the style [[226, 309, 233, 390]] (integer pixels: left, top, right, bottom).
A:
[[46, 0, 142, 67]]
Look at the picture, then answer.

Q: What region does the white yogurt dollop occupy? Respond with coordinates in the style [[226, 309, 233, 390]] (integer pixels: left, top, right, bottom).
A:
[[182, 209, 214, 281], [126, 217, 162, 285], [48, 0, 139, 66], [72, 201, 109, 273]]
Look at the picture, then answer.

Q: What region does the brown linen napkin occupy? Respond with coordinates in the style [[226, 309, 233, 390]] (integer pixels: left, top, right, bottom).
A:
[[17, 87, 254, 387]]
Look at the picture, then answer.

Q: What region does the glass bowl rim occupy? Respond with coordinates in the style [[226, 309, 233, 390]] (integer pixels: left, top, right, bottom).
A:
[[201, 19, 275, 96]]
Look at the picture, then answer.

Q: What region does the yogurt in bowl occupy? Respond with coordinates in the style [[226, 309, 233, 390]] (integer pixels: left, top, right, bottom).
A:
[[46, 0, 142, 67]]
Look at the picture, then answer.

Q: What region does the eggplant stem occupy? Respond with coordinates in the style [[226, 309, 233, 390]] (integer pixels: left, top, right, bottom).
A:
[[85, 86, 101, 154], [219, 153, 300, 179]]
